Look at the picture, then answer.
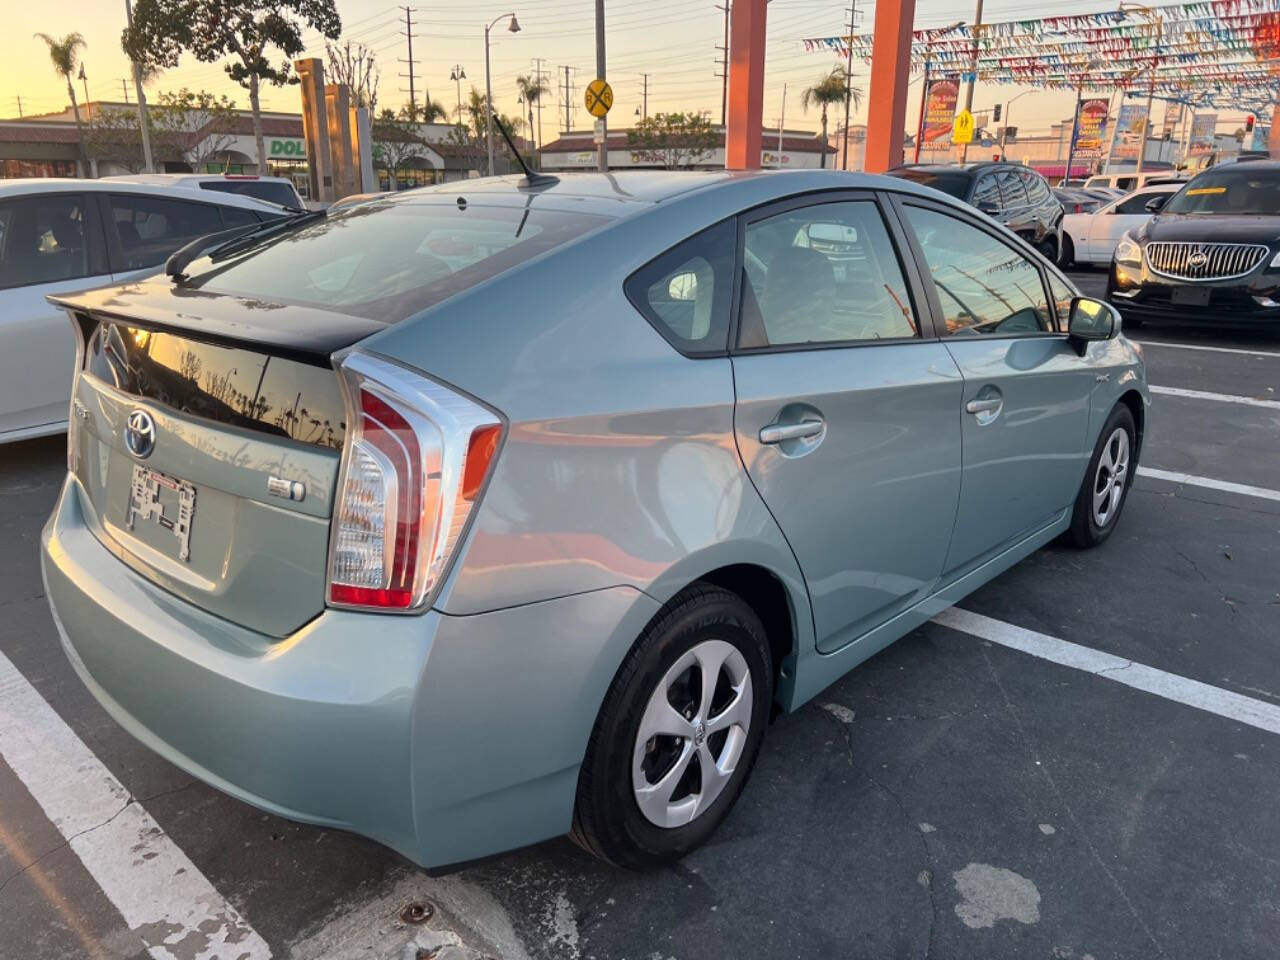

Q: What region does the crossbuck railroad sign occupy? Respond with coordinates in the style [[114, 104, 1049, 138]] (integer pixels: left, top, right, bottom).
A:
[[585, 78, 613, 118]]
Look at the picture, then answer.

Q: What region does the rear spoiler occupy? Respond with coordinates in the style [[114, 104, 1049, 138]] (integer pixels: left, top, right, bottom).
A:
[[47, 283, 384, 364]]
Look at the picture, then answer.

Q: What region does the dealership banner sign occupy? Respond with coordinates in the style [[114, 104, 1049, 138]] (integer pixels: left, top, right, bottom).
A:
[[1108, 103, 1149, 163], [1189, 113, 1217, 156], [1071, 98, 1109, 160], [921, 77, 960, 149]]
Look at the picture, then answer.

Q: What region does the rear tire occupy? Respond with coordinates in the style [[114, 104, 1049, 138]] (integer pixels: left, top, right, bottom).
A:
[[571, 584, 772, 868], [1038, 237, 1059, 264], [1067, 404, 1136, 548]]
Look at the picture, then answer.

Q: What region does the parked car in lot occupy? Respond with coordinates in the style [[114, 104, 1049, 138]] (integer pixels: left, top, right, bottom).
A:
[[887, 162, 1065, 262], [0, 179, 288, 444], [105, 172, 305, 210], [1108, 161, 1280, 327], [1062, 183, 1182, 266], [42, 170, 1147, 870], [1084, 171, 1185, 193], [1055, 187, 1103, 215]]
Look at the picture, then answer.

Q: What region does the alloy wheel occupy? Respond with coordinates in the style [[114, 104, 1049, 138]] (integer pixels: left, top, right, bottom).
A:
[[631, 639, 753, 828], [1092, 427, 1130, 528]]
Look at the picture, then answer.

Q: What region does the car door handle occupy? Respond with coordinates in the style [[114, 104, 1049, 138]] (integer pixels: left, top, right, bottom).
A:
[[965, 398, 1003, 415], [759, 419, 824, 444]]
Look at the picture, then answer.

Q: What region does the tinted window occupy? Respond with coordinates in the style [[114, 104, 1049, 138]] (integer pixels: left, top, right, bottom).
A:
[[903, 205, 1052, 336], [109, 194, 225, 270], [188, 200, 609, 323], [85, 322, 346, 449], [997, 170, 1028, 207], [625, 219, 734, 354], [738, 201, 917, 348], [1047, 272, 1076, 332], [1116, 177, 1136, 191], [1163, 169, 1280, 215], [0, 194, 92, 289], [219, 205, 261, 228], [1085, 178, 1108, 189], [887, 168, 971, 199], [201, 179, 301, 209], [1024, 172, 1052, 204], [972, 176, 1000, 209], [1114, 190, 1164, 215]]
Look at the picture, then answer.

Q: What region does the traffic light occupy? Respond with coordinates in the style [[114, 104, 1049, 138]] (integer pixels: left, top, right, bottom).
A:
[[992, 103, 1002, 122], [1246, 114, 1256, 133]]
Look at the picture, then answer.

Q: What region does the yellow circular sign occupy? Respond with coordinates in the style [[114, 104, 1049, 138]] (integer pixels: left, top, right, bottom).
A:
[[953, 109, 975, 144], [584, 79, 614, 118]]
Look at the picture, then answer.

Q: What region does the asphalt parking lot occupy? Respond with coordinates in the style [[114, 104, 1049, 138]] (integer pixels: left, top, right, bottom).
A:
[[3, 266, 1279, 960]]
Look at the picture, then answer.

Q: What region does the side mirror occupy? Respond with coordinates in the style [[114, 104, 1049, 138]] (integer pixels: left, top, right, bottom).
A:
[[1145, 195, 1168, 212], [1067, 296, 1120, 355]]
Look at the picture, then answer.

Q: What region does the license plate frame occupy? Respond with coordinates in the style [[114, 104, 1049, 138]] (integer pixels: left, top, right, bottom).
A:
[[126, 463, 197, 562], [1170, 285, 1211, 307]]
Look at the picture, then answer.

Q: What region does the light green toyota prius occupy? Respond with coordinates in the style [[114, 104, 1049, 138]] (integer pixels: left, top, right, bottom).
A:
[[42, 170, 1148, 868]]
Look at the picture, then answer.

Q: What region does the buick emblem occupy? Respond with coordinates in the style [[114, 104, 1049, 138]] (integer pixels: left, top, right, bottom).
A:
[[124, 409, 156, 459], [1188, 251, 1209, 269]]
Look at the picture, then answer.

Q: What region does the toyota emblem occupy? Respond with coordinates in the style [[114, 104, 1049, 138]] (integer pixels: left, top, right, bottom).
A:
[[1188, 251, 1209, 269], [125, 409, 156, 459]]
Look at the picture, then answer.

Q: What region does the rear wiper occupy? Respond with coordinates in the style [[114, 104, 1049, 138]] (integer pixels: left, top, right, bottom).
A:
[[165, 208, 326, 281]]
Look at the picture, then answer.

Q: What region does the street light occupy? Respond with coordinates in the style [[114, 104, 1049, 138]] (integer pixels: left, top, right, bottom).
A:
[[485, 12, 520, 177], [1119, 2, 1162, 175], [998, 89, 1033, 158], [449, 64, 466, 134]]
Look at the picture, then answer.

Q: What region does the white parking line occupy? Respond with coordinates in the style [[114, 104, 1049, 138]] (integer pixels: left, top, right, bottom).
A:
[[934, 607, 1280, 736], [0, 650, 271, 960], [1149, 385, 1280, 410], [1137, 466, 1280, 503], [1134, 340, 1280, 359]]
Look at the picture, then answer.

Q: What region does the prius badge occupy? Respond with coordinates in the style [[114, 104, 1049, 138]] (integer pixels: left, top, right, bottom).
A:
[[124, 409, 156, 459]]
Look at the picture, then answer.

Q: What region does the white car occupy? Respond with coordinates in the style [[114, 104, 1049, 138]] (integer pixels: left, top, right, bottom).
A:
[[1061, 183, 1183, 267], [104, 172, 305, 210], [0, 179, 285, 443]]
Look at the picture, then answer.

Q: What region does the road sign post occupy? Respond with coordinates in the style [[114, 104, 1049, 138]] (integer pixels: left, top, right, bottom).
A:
[[584, 78, 613, 171]]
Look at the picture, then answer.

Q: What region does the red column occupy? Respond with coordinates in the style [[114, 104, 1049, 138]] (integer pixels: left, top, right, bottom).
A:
[[724, 0, 767, 170], [863, 0, 916, 173]]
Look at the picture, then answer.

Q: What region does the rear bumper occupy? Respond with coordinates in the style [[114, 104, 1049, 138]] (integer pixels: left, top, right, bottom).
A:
[[42, 475, 659, 867]]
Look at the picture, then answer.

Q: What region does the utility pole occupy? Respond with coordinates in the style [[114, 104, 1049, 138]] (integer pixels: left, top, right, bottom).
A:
[[399, 6, 420, 119], [120, 79, 130, 104], [716, 2, 730, 127], [960, 0, 983, 163], [778, 82, 787, 161], [533, 57, 548, 163], [640, 72, 648, 119], [595, 0, 607, 171], [841, 0, 856, 170], [1063, 86, 1084, 185], [449, 63, 466, 130], [563, 65, 573, 132], [14, 96, 22, 118], [124, 0, 153, 173]]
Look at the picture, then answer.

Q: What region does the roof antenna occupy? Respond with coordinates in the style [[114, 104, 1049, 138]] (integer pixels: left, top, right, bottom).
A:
[[490, 112, 558, 188]]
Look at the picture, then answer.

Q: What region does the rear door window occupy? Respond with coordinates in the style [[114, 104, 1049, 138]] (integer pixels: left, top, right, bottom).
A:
[[902, 205, 1052, 336], [624, 219, 735, 354], [200, 179, 301, 209], [997, 171, 1028, 209], [737, 200, 917, 348], [972, 175, 1000, 210], [0, 193, 94, 289], [108, 194, 225, 270]]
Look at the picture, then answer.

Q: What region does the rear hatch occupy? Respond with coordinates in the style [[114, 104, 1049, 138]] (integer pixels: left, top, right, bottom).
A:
[[52, 279, 376, 637]]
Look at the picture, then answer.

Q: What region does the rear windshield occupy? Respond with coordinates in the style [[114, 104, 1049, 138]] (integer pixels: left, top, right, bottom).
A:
[[1163, 169, 1280, 215], [187, 200, 609, 322], [201, 179, 301, 209], [888, 169, 970, 199]]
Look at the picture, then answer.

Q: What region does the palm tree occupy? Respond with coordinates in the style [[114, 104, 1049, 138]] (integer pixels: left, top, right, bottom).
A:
[[35, 32, 88, 172], [515, 73, 549, 165], [400, 98, 448, 124], [800, 66, 855, 169]]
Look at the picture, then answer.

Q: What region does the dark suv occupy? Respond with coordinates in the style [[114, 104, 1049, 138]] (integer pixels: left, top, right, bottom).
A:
[[887, 163, 1065, 263], [1107, 161, 1280, 328]]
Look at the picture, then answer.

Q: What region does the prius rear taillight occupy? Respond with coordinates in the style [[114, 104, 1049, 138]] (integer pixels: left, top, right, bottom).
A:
[[326, 354, 502, 612]]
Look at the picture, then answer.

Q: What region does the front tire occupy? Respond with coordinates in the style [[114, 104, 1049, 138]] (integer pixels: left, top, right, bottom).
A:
[[1067, 404, 1136, 548], [571, 584, 772, 868], [1061, 234, 1076, 267], [1038, 236, 1059, 264]]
